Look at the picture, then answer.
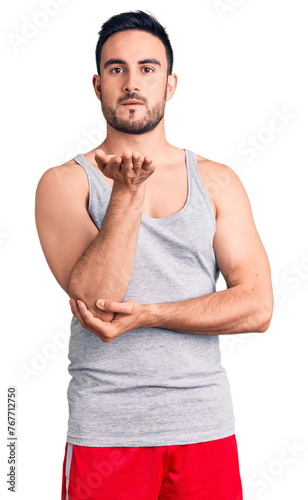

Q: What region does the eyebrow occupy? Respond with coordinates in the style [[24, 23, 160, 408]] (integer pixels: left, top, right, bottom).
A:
[[103, 58, 161, 69]]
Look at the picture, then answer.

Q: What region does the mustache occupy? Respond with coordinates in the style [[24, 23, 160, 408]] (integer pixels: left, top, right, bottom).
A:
[[118, 93, 146, 105]]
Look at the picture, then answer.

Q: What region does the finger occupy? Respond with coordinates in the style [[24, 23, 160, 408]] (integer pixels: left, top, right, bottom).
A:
[[121, 151, 133, 172], [94, 150, 109, 169], [109, 155, 122, 166], [69, 299, 88, 329], [95, 150, 121, 174], [76, 300, 97, 325], [69, 298, 79, 316], [74, 300, 114, 341], [70, 299, 105, 337], [96, 299, 133, 314], [142, 156, 154, 171], [132, 151, 142, 170], [77, 300, 114, 331], [103, 155, 122, 179]]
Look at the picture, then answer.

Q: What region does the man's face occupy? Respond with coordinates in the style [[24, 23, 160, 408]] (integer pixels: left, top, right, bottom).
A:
[[98, 30, 171, 135]]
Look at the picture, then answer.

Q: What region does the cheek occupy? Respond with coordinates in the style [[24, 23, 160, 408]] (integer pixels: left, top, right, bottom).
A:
[[100, 86, 117, 107], [147, 74, 166, 88], [144, 80, 167, 102]]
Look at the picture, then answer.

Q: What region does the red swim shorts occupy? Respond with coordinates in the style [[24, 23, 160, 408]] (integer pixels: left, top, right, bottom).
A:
[[61, 434, 243, 499]]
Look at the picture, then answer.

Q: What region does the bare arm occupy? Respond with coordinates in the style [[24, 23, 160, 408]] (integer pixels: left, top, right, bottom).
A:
[[35, 150, 154, 323], [70, 162, 273, 339], [146, 163, 274, 334]]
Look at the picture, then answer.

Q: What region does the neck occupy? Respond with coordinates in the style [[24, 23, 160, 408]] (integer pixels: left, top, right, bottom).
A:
[[97, 118, 172, 163]]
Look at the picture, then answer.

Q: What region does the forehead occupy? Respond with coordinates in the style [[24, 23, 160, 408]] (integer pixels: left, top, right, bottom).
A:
[[101, 29, 167, 67]]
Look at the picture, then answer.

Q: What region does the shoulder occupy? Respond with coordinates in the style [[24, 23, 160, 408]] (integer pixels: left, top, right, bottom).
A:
[[195, 154, 240, 192], [35, 158, 90, 213], [195, 154, 247, 217], [36, 158, 89, 201]]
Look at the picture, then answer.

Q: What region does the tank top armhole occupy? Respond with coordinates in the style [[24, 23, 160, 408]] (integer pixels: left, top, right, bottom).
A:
[[187, 150, 216, 229], [73, 154, 93, 213]]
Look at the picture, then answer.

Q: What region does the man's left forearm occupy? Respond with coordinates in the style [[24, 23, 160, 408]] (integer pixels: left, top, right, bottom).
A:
[[69, 284, 273, 341], [145, 285, 273, 335]]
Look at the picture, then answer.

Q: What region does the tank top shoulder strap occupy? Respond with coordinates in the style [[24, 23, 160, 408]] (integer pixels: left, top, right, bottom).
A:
[[73, 153, 108, 188], [72, 153, 111, 230], [185, 149, 216, 224]]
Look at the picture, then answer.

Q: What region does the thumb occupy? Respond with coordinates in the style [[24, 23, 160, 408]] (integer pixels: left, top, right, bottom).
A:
[[94, 150, 113, 171], [96, 299, 107, 310], [96, 299, 133, 314]]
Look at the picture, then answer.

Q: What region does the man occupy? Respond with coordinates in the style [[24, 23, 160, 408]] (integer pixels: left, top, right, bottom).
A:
[[35, 10, 273, 500]]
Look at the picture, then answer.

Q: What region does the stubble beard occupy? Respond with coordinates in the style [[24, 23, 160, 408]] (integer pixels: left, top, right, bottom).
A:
[[100, 90, 167, 135]]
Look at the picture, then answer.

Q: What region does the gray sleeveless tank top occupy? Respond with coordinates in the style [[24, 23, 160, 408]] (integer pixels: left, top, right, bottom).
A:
[[66, 149, 235, 447]]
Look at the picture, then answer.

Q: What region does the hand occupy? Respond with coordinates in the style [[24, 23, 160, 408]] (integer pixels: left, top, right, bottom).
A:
[[69, 298, 149, 343], [94, 150, 155, 189]]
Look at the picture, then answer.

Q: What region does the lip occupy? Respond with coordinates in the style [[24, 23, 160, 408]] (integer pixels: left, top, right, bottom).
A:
[[122, 101, 144, 106]]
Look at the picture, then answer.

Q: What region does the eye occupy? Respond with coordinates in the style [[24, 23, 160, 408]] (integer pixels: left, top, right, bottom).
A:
[[142, 67, 154, 73], [110, 67, 124, 74]]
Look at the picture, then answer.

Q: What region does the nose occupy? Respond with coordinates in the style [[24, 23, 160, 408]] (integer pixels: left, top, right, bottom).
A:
[[121, 69, 140, 93]]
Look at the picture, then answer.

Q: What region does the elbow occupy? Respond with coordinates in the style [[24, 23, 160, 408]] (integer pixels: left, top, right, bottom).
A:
[[67, 273, 81, 300], [257, 318, 272, 333], [254, 293, 274, 333], [67, 266, 89, 300], [67, 272, 90, 305], [67, 272, 116, 323]]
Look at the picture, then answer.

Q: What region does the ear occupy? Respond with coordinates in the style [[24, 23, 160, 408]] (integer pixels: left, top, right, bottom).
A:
[[92, 74, 101, 101], [165, 73, 178, 102]]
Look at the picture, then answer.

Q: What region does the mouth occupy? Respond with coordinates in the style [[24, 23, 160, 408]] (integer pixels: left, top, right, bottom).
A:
[[122, 101, 144, 106]]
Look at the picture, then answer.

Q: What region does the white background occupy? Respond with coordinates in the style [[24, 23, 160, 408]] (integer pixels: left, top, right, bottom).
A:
[[1, 0, 307, 498]]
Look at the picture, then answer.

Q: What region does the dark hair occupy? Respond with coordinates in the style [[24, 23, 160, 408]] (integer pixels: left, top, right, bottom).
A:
[[95, 10, 174, 76]]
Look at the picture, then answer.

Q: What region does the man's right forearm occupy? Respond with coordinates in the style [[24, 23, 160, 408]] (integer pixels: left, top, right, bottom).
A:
[[68, 184, 145, 321]]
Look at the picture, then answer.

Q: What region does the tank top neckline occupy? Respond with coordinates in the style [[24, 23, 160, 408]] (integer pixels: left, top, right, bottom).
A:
[[74, 148, 193, 223]]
